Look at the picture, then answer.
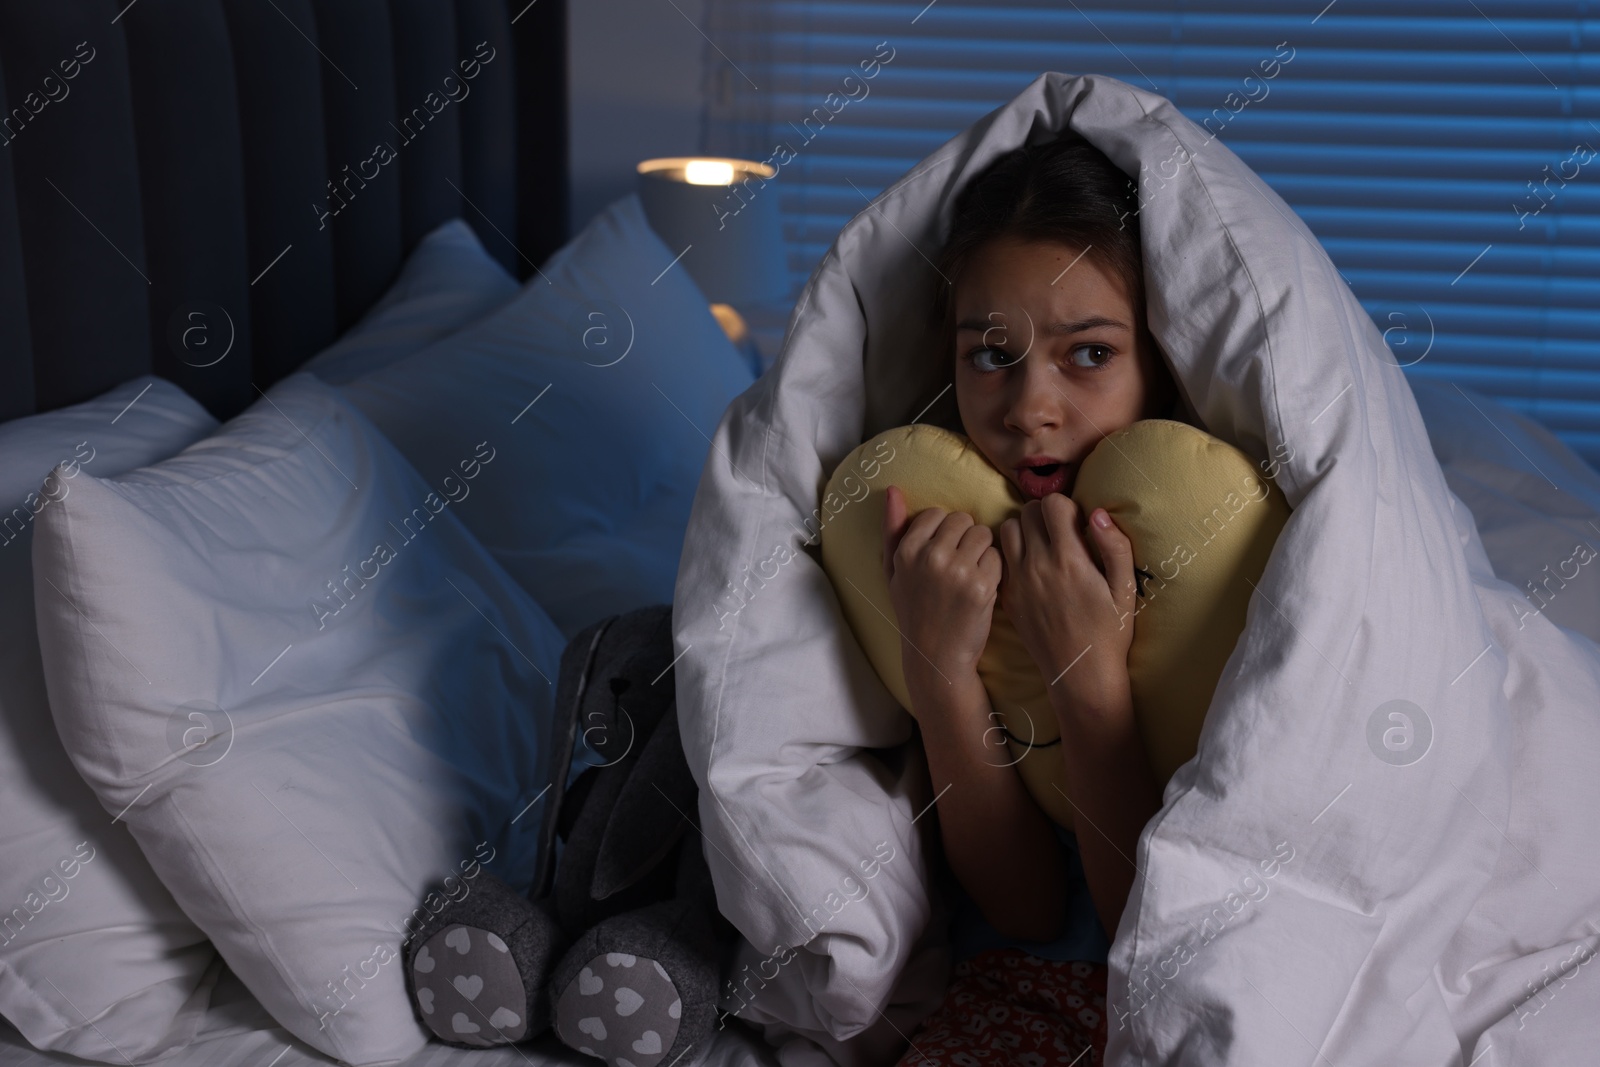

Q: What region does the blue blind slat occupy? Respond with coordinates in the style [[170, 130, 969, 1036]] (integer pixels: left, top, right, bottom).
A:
[[703, 0, 1600, 465]]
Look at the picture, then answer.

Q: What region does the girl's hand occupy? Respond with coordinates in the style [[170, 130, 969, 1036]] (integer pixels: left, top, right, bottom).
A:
[[882, 484, 1003, 691], [998, 496, 1139, 708]]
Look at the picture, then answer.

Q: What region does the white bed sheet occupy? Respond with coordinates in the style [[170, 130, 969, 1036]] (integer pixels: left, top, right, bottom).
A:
[[0, 966, 779, 1067]]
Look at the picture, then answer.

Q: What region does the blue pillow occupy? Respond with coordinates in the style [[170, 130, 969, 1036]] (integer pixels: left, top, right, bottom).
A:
[[340, 195, 757, 638], [305, 218, 519, 385]]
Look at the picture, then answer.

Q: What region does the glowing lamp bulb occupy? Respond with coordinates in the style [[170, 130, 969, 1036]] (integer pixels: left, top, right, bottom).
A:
[[684, 159, 735, 186]]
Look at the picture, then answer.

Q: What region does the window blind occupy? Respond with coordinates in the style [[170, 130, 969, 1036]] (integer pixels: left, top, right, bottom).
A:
[[698, 0, 1600, 465]]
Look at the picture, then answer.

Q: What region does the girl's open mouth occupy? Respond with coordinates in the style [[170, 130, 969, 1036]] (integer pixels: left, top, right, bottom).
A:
[[1016, 463, 1070, 499]]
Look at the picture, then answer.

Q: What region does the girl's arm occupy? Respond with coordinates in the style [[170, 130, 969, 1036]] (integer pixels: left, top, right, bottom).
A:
[[1046, 665, 1162, 942], [880, 484, 1069, 944], [998, 496, 1163, 943], [905, 661, 1070, 944]]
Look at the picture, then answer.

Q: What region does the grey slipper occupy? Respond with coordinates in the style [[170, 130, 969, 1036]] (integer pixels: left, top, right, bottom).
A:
[[403, 871, 566, 1048], [550, 893, 723, 1067]]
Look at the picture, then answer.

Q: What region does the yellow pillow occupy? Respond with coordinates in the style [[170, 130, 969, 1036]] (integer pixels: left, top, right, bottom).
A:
[[818, 420, 1290, 833]]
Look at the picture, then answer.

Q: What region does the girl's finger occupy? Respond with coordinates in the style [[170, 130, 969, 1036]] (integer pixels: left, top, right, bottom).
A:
[[887, 492, 945, 578], [926, 511, 976, 564], [902, 500, 949, 547], [977, 544, 1003, 589], [1040, 493, 1088, 565], [956, 518, 994, 564], [998, 516, 1024, 566], [881, 485, 908, 583], [1020, 498, 1050, 551], [1090, 507, 1138, 619]]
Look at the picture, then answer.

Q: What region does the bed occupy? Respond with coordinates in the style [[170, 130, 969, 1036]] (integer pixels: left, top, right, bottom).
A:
[[0, 971, 778, 1067], [5, 9, 1600, 1066], [0, 2, 775, 1066]]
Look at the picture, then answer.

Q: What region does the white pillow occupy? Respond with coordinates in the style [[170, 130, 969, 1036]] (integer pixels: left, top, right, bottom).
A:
[[304, 218, 519, 385], [0, 376, 221, 1062], [1410, 377, 1600, 516], [340, 193, 756, 638], [1409, 379, 1600, 645], [32, 373, 566, 1067]]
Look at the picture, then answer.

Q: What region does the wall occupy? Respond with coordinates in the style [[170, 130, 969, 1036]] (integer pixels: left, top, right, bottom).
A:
[[566, 0, 708, 235]]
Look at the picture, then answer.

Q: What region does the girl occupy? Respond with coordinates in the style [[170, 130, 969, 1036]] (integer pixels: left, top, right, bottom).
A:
[[881, 134, 1186, 1065]]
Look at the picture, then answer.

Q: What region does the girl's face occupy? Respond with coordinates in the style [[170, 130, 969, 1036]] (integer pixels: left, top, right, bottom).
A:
[[953, 235, 1177, 501]]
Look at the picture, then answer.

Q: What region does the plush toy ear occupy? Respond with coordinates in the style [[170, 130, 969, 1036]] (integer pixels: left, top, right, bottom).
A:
[[579, 605, 675, 764], [591, 704, 696, 901], [537, 612, 621, 899], [553, 746, 680, 938], [563, 604, 675, 771], [556, 765, 599, 844], [543, 604, 678, 907]]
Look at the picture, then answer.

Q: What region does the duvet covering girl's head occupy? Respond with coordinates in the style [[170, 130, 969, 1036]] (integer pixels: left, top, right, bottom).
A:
[[935, 132, 1180, 501]]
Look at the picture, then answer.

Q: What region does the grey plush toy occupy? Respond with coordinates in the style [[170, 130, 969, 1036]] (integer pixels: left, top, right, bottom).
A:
[[401, 605, 741, 1067]]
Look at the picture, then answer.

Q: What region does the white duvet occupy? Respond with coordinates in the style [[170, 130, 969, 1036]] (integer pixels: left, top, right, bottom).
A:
[[673, 72, 1600, 1066]]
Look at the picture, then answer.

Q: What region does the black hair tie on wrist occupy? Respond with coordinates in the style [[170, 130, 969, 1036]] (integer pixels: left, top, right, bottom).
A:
[[996, 724, 1061, 749]]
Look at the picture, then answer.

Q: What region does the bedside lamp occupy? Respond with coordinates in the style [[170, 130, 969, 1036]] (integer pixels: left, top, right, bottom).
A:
[[636, 156, 789, 348]]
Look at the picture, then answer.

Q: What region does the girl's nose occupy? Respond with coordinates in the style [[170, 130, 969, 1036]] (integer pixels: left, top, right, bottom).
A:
[[1002, 354, 1063, 437]]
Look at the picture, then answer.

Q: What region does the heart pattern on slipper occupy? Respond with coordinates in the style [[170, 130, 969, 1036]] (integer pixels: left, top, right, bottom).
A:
[[410, 924, 530, 1048], [554, 951, 684, 1067]]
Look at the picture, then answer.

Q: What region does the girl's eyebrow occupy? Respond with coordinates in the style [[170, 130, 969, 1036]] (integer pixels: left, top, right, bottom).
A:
[[955, 315, 1129, 334], [1047, 316, 1130, 335]]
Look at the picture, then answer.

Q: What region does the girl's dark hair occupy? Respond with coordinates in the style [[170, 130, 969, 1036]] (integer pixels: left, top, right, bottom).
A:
[[935, 133, 1146, 331]]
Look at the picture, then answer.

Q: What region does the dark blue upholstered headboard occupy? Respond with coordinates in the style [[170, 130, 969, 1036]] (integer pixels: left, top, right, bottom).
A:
[[0, 0, 567, 423]]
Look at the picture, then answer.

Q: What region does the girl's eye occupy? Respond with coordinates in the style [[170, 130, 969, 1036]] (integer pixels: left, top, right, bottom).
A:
[[1070, 343, 1116, 371], [966, 346, 1019, 372]]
